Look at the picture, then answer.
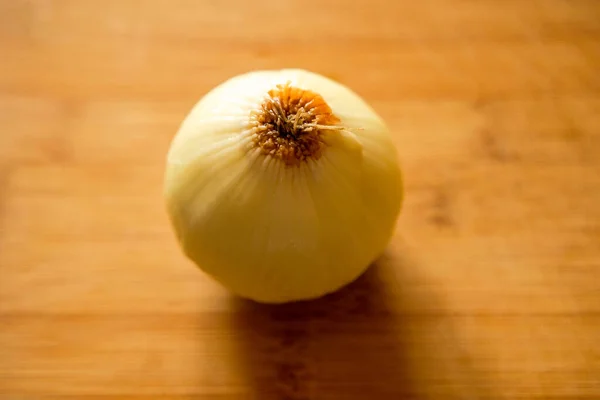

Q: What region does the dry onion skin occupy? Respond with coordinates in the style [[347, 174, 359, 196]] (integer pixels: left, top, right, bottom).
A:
[[164, 69, 403, 303]]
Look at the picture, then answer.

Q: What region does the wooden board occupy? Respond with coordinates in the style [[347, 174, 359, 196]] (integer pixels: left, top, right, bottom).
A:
[[1, 0, 599, 398]]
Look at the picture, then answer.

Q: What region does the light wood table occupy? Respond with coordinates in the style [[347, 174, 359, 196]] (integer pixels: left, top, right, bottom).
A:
[[1, 1, 599, 399]]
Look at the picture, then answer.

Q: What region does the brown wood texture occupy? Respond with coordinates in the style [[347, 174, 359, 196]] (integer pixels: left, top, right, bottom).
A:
[[1, 0, 599, 399]]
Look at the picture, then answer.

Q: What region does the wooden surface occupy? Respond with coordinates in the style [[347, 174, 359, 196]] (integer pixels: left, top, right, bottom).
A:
[[1, 0, 599, 399]]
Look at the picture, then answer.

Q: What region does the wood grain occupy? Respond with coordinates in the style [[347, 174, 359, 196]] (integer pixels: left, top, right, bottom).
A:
[[1, 0, 599, 399]]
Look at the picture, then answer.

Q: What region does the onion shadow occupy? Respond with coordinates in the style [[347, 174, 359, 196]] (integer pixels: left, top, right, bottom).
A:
[[227, 247, 496, 400]]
